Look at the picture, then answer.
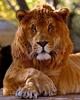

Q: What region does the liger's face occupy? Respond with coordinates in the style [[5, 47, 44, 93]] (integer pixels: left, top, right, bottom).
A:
[[16, 7, 72, 62]]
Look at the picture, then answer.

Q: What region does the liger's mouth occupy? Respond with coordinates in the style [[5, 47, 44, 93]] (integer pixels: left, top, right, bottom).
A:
[[31, 50, 56, 61], [36, 52, 51, 60]]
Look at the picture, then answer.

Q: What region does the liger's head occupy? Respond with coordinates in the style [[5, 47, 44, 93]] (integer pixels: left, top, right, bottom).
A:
[[16, 4, 73, 65]]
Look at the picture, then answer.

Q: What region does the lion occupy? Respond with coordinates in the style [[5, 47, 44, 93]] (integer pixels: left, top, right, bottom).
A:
[[3, 4, 80, 99]]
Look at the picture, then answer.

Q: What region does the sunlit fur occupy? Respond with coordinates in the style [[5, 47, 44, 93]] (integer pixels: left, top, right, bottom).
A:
[[3, 4, 80, 98]]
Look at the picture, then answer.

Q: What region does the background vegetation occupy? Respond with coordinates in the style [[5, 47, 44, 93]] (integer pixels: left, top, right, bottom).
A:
[[0, 0, 40, 20], [0, 0, 80, 20]]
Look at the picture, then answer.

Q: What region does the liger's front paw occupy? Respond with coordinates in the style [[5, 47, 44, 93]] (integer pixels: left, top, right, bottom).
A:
[[16, 80, 57, 99], [16, 68, 57, 99], [16, 82, 39, 99]]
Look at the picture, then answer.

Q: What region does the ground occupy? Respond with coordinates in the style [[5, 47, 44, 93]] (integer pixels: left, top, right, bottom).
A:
[[0, 89, 80, 100]]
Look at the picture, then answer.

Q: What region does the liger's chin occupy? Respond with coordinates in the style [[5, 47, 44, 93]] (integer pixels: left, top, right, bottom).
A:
[[31, 52, 51, 61], [36, 53, 51, 61]]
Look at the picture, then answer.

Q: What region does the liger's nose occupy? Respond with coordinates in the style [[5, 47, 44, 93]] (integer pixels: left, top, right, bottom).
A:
[[37, 41, 48, 47]]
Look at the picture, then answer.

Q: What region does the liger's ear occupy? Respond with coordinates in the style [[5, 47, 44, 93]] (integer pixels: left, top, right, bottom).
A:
[[58, 8, 69, 22], [16, 10, 26, 21]]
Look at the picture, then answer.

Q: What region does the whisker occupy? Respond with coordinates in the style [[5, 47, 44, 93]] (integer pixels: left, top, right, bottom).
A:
[[30, 51, 38, 58], [50, 50, 57, 60]]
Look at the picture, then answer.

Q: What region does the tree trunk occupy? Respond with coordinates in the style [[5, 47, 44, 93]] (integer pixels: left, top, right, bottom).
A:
[[53, 0, 59, 8], [16, 0, 29, 10], [45, 0, 59, 8], [4, 0, 16, 12], [46, 0, 53, 6]]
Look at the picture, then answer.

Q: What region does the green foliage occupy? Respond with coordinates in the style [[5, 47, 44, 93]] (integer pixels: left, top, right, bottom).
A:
[[71, 14, 80, 36], [0, 0, 18, 20], [26, 0, 40, 8], [59, 0, 80, 8], [0, 0, 80, 21], [0, 0, 40, 20]]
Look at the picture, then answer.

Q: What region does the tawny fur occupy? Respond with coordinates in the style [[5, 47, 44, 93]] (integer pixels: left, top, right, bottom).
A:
[[3, 4, 80, 98]]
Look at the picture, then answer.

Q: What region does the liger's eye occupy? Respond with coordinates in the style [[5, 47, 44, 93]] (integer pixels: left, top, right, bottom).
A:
[[48, 23, 55, 32], [31, 24, 37, 33]]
